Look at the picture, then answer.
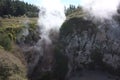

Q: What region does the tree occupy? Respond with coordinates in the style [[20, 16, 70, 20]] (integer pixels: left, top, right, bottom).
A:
[[0, 0, 39, 17]]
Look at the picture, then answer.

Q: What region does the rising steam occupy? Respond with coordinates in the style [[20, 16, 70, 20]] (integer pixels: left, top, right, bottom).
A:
[[33, 0, 66, 72], [25, 0, 66, 76], [80, 0, 120, 40], [38, 0, 66, 44], [81, 0, 120, 19]]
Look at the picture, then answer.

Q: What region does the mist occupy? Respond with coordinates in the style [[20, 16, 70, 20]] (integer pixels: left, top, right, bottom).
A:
[[31, 0, 66, 73], [38, 0, 66, 43], [81, 0, 120, 20]]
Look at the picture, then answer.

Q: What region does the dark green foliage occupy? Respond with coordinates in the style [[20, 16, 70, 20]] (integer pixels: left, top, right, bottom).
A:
[[0, 0, 39, 17], [0, 26, 23, 50], [53, 45, 68, 80], [0, 33, 11, 50]]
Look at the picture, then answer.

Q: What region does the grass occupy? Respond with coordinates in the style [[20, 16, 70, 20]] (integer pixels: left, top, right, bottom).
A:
[[0, 17, 38, 29], [0, 16, 37, 80], [66, 8, 85, 20], [0, 49, 27, 80], [0, 17, 38, 50]]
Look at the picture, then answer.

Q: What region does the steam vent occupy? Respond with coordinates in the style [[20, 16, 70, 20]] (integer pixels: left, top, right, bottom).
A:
[[0, 0, 120, 80]]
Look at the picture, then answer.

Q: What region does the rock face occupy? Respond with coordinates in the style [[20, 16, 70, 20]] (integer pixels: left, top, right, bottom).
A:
[[17, 25, 60, 80], [60, 17, 120, 78], [17, 16, 120, 80]]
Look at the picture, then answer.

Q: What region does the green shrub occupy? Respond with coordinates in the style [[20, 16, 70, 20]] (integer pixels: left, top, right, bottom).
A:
[[0, 45, 4, 49], [0, 34, 11, 50]]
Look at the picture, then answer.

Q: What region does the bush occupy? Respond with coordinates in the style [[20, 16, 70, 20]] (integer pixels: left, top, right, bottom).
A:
[[0, 34, 11, 50]]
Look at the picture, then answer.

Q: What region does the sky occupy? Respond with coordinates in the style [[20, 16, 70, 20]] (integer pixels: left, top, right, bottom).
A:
[[20, 0, 81, 7]]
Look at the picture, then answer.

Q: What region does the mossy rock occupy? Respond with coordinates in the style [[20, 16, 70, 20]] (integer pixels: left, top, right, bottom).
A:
[[16, 24, 40, 45]]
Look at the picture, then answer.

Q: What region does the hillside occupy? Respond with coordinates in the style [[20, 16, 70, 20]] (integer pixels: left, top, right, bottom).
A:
[[0, 17, 38, 80], [0, 48, 27, 80]]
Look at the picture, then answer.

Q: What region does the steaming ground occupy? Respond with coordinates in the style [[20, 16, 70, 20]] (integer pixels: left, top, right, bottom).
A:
[[18, 0, 120, 79], [18, 0, 66, 78], [35, 0, 120, 77], [30, 0, 66, 76]]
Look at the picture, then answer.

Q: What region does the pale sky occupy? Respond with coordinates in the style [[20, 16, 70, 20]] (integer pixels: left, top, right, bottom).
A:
[[20, 0, 81, 7]]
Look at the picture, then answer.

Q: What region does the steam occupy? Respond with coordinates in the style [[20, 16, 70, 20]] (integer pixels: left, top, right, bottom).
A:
[[80, 0, 120, 38], [81, 0, 120, 19], [33, 0, 66, 72], [22, 0, 66, 76], [22, 19, 29, 36], [38, 0, 66, 44]]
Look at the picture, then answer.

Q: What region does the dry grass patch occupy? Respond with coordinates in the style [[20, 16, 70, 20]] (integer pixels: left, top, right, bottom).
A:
[[0, 17, 38, 29], [0, 49, 27, 80]]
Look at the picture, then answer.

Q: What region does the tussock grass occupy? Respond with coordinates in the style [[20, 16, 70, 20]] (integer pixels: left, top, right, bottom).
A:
[[0, 17, 38, 29], [0, 49, 27, 80]]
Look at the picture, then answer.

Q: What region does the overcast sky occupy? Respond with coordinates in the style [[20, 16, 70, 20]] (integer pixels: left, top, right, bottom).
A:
[[20, 0, 81, 7]]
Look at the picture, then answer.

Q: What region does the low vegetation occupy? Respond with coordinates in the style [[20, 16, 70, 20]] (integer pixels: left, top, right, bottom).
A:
[[0, 49, 27, 80], [0, 17, 38, 50], [0, 0, 40, 80], [0, 17, 38, 80]]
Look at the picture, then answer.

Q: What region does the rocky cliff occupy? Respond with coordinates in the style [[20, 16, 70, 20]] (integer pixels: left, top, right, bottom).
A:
[[15, 12, 120, 80], [59, 16, 120, 79]]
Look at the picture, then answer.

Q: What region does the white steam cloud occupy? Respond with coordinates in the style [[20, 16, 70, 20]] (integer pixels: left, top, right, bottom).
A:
[[38, 0, 66, 44], [81, 0, 120, 19], [32, 0, 66, 71]]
